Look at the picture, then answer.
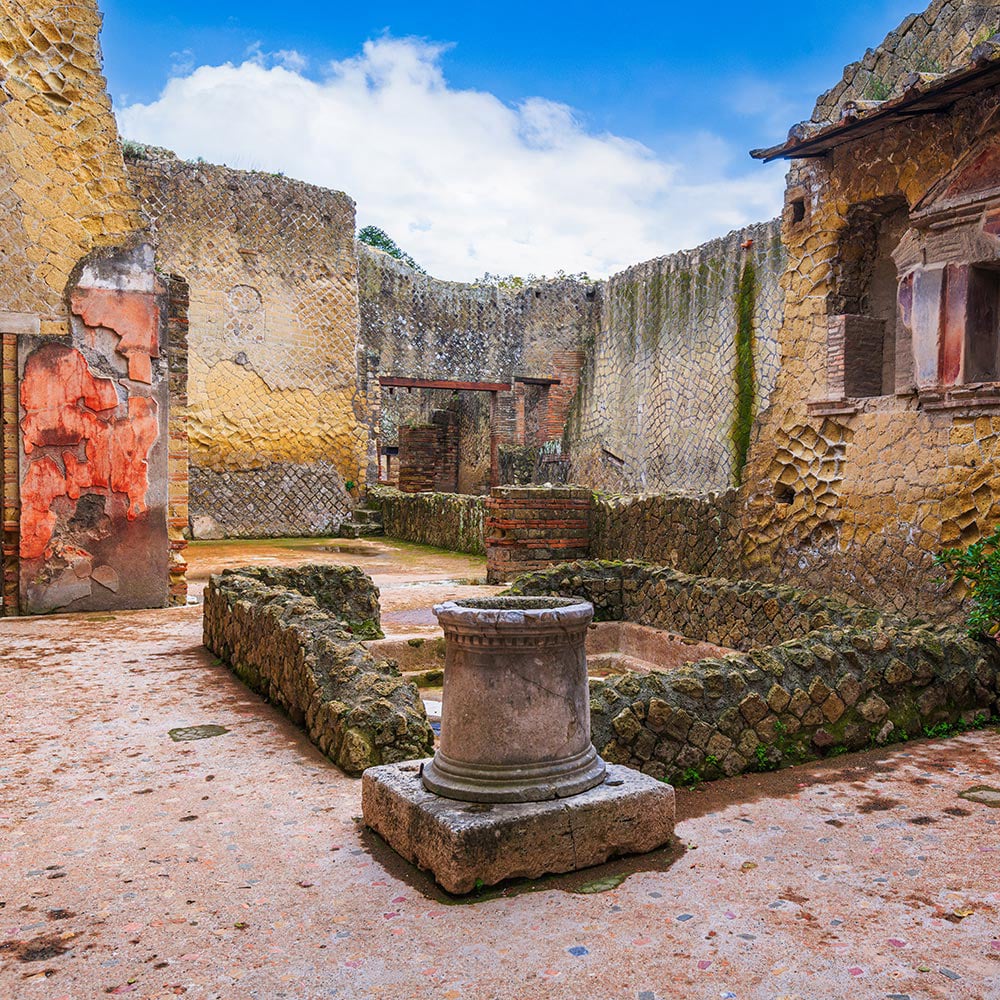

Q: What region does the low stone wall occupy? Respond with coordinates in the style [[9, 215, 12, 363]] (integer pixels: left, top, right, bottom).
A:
[[508, 560, 1000, 784], [367, 486, 486, 555], [367, 485, 743, 580], [203, 565, 434, 774], [507, 560, 873, 648], [590, 490, 741, 577]]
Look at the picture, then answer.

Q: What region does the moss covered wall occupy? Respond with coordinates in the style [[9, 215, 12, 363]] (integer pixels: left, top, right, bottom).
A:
[[566, 221, 785, 492], [509, 560, 1000, 785]]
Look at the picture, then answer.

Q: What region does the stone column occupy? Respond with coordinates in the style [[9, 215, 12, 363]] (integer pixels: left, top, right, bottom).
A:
[[421, 595, 606, 803]]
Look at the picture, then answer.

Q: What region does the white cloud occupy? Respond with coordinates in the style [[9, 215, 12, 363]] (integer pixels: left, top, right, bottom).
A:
[[118, 38, 786, 281]]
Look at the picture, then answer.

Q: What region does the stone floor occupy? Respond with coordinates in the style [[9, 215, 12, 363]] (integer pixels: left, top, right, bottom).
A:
[[2, 538, 1000, 999]]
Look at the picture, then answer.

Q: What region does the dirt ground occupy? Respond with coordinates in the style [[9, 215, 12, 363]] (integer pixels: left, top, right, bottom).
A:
[[2, 538, 1000, 999]]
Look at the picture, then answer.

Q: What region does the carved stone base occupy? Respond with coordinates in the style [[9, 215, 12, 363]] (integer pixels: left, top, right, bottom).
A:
[[362, 760, 675, 894]]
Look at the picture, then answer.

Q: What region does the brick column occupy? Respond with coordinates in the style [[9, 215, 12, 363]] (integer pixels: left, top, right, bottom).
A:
[[485, 486, 591, 584], [166, 275, 190, 606], [398, 425, 439, 492]]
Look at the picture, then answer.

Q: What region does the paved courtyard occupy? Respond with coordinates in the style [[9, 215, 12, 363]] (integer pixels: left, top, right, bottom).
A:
[[2, 539, 999, 999]]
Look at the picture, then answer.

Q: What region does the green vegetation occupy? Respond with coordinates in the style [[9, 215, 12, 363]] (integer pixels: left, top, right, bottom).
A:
[[753, 743, 778, 772], [935, 524, 1000, 637], [679, 766, 702, 788], [120, 138, 150, 160], [731, 256, 757, 485], [472, 269, 593, 291], [922, 713, 995, 739], [358, 225, 426, 273], [864, 76, 892, 101]]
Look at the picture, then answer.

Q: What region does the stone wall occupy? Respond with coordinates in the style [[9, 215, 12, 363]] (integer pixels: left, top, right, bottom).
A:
[[508, 560, 874, 647], [508, 560, 1000, 784], [566, 221, 785, 492], [811, 1, 1000, 124], [368, 485, 486, 555], [590, 490, 741, 577], [368, 484, 744, 581], [358, 245, 597, 488], [1, 1, 184, 613], [203, 565, 434, 774], [126, 150, 366, 539]]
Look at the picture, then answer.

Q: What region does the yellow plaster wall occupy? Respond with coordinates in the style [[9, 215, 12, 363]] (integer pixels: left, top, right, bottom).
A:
[[127, 151, 366, 536]]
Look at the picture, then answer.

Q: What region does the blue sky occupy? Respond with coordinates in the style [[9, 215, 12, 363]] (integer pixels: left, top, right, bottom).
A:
[[103, 1, 918, 279]]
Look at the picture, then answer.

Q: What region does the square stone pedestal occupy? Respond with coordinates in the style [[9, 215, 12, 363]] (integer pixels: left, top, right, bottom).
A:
[[361, 760, 675, 894]]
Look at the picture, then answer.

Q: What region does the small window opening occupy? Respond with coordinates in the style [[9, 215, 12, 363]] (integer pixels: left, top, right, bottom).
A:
[[830, 198, 909, 397], [791, 199, 806, 224]]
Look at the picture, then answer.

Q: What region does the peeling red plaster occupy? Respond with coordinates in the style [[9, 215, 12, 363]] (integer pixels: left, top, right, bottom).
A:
[[70, 286, 160, 384], [19, 343, 159, 561]]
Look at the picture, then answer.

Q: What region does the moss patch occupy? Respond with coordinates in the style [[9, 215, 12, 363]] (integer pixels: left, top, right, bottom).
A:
[[732, 256, 757, 485]]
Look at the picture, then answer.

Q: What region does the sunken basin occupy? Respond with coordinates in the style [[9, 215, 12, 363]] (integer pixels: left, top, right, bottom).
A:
[[421, 595, 607, 803]]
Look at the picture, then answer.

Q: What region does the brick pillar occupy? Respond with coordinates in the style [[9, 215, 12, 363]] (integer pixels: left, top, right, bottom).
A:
[[485, 485, 591, 584], [398, 425, 439, 492], [544, 351, 585, 443], [166, 275, 189, 606], [432, 408, 459, 493], [1, 331, 19, 614]]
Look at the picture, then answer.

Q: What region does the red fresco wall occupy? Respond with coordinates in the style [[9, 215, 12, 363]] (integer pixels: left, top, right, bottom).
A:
[[19, 343, 158, 562], [17, 252, 170, 614]]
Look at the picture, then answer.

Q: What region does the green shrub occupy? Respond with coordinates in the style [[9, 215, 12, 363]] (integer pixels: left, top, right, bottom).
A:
[[935, 525, 1000, 636]]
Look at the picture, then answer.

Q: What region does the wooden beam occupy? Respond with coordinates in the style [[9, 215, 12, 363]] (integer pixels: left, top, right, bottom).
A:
[[379, 376, 512, 392], [513, 375, 561, 386]]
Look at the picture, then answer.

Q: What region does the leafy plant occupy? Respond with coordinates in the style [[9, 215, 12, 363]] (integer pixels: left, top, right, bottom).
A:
[[935, 525, 1000, 637], [473, 269, 593, 291], [753, 744, 778, 772], [679, 767, 701, 787], [922, 713, 995, 739], [358, 225, 426, 273], [120, 138, 150, 160]]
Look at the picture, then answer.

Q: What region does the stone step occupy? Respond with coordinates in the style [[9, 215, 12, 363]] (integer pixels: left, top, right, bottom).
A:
[[336, 521, 384, 539], [353, 508, 383, 525]]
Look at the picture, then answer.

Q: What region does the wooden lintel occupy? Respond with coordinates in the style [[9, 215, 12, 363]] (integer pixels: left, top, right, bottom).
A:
[[513, 375, 561, 386], [379, 376, 512, 392]]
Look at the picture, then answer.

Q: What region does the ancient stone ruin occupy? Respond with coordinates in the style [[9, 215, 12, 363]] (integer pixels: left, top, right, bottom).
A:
[[362, 594, 674, 893]]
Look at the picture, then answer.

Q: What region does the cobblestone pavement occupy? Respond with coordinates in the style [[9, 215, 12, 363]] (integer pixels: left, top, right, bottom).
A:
[[2, 542, 999, 998]]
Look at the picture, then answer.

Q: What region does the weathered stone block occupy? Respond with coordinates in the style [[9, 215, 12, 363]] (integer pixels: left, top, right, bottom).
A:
[[859, 694, 890, 723], [362, 761, 675, 894], [739, 692, 769, 725]]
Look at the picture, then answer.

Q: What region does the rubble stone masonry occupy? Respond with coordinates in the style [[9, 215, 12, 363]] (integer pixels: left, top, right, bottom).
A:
[[510, 561, 1000, 785]]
